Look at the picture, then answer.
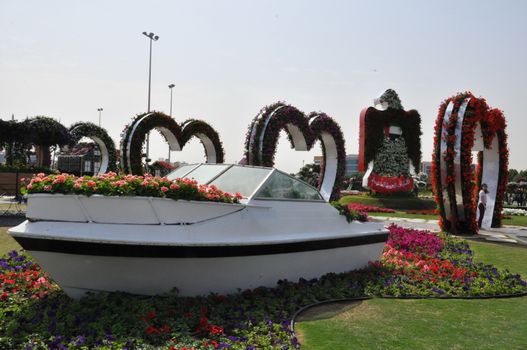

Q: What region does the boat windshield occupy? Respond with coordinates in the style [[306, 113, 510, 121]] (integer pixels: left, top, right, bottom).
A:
[[167, 164, 325, 201], [209, 166, 271, 197], [254, 171, 324, 201], [166, 164, 199, 180], [176, 164, 231, 184]]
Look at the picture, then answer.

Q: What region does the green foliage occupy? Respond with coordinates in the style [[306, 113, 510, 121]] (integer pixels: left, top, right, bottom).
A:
[[372, 137, 410, 177], [0, 164, 55, 174], [330, 201, 368, 223], [364, 108, 422, 171], [296, 163, 320, 187]]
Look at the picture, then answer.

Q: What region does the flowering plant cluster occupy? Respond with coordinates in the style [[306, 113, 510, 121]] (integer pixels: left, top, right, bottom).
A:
[[0, 251, 58, 305], [68, 122, 118, 173], [2, 225, 526, 349], [502, 208, 527, 216], [366, 224, 526, 297], [430, 92, 509, 234], [347, 203, 396, 213], [367, 173, 414, 194], [244, 102, 346, 200], [332, 201, 369, 223], [359, 102, 422, 176], [23, 172, 242, 204], [120, 111, 224, 175]]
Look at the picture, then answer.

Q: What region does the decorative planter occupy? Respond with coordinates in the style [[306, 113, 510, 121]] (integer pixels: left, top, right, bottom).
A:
[[26, 194, 244, 224]]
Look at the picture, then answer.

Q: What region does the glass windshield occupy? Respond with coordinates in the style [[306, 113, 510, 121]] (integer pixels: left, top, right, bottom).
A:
[[210, 166, 271, 197], [181, 164, 231, 184], [255, 171, 323, 201], [166, 164, 198, 180]]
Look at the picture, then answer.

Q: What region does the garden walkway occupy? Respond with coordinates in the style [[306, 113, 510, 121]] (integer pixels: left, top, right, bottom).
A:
[[370, 216, 527, 246]]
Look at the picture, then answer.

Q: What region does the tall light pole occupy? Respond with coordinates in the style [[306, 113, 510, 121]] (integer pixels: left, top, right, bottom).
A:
[[168, 83, 175, 116], [97, 108, 103, 127], [167, 84, 175, 163], [142, 31, 159, 163]]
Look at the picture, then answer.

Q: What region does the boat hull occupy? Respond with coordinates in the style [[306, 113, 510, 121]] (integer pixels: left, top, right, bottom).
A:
[[12, 194, 389, 298], [22, 240, 385, 298]]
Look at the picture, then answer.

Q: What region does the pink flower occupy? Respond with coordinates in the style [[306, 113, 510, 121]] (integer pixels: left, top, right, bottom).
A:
[[27, 184, 33, 190], [86, 180, 96, 188], [37, 173, 45, 178], [170, 183, 180, 190], [43, 185, 52, 191], [161, 186, 169, 193]]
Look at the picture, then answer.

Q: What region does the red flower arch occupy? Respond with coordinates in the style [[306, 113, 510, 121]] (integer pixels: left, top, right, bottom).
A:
[[431, 92, 509, 234]]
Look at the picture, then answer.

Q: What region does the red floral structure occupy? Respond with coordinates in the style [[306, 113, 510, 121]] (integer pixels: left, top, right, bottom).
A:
[[358, 89, 422, 195], [431, 92, 509, 234]]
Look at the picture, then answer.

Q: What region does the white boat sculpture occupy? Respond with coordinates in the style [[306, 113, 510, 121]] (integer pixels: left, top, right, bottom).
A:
[[9, 164, 388, 298]]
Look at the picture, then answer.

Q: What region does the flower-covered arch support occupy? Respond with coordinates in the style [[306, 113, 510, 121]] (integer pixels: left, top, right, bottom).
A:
[[180, 119, 225, 163], [68, 122, 118, 174], [244, 102, 346, 201], [431, 92, 508, 234], [120, 112, 225, 174], [120, 112, 183, 174]]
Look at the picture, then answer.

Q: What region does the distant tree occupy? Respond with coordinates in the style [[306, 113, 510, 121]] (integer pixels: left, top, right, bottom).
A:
[[509, 169, 519, 183], [517, 170, 527, 183], [296, 163, 320, 187]]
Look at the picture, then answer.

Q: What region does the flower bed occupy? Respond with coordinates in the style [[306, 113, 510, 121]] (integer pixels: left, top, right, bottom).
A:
[[404, 209, 439, 215], [347, 203, 396, 213], [502, 208, 527, 216], [23, 172, 242, 204], [2, 226, 526, 349]]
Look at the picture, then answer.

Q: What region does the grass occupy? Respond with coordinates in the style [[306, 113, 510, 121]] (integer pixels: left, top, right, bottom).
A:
[[503, 215, 527, 227], [340, 194, 437, 211], [296, 240, 527, 350], [0, 226, 21, 253]]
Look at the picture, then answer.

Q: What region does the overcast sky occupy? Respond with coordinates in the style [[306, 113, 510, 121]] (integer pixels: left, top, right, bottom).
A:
[[1, 0, 526, 173]]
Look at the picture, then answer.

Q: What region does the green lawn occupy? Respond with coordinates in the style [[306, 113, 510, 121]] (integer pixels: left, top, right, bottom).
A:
[[503, 215, 527, 227], [0, 226, 21, 253], [296, 241, 527, 350]]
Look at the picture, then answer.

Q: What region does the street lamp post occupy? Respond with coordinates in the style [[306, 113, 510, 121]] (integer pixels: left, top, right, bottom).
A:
[[167, 84, 175, 163], [142, 31, 159, 163], [168, 83, 175, 116], [97, 108, 103, 127]]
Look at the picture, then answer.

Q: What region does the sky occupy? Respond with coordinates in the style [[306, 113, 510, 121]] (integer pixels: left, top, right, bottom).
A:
[[1, 0, 527, 173]]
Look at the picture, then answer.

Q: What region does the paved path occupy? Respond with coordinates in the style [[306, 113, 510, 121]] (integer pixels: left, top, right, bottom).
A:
[[370, 215, 527, 246]]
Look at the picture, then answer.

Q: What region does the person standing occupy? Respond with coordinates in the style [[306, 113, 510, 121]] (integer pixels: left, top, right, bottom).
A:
[[478, 183, 488, 228]]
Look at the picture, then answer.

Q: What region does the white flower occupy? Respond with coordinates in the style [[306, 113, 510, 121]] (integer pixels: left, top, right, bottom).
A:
[[502, 208, 527, 216]]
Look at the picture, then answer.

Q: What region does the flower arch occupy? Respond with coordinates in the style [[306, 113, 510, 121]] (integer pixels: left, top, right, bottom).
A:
[[120, 112, 224, 175], [244, 102, 346, 201], [68, 122, 118, 174], [431, 92, 509, 234], [180, 119, 225, 163]]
